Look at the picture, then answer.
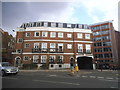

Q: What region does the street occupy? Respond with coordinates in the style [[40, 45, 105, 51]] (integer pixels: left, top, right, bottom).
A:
[[2, 70, 119, 88]]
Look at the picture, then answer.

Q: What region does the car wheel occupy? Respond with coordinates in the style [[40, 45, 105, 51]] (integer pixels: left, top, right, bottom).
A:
[[2, 70, 6, 76]]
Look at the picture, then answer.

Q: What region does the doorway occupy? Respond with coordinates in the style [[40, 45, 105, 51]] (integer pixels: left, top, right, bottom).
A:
[[15, 56, 21, 67], [77, 56, 93, 69]]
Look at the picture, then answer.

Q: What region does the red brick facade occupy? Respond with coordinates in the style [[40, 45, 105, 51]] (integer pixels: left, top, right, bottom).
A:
[[12, 22, 93, 69]]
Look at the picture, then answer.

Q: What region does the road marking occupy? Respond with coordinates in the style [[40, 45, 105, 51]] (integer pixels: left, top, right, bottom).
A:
[[106, 77, 113, 80], [99, 79, 118, 82], [81, 76, 88, 78], [48, 74, 57, 77], [3, 77, 18, 80], [97, 77, 104, 79], [110, 87, 118, 88], [33, 79, 80, 86], [89, 76, 96, 78]]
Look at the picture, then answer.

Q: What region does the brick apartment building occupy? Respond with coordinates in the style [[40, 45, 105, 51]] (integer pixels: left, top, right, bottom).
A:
[[90, 21, 119, 69], [0, 28, 15, 64], [12, 21, 94, 69]]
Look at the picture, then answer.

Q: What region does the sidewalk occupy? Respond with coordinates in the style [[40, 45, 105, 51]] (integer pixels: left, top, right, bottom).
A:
[[19, 69, 119, 72], [19, 69, 70, 72]]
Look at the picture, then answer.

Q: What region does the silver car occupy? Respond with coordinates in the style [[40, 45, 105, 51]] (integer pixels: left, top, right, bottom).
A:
[[0, 62, 19, 76]]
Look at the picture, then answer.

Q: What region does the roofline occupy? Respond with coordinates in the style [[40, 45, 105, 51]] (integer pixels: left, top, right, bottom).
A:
[[89, 20, 114, 26]]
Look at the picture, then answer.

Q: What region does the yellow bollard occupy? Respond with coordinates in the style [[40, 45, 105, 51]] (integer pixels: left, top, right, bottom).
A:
[[71, 66, 74, 74], [76, 66, 79, 72]]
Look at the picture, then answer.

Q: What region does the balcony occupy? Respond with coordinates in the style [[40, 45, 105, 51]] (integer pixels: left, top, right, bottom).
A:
[[78, 49, 92, 54], [32, 48, 41, 53], [49, 48, 56, 53], [32, 48, 64, 53], [41, 48, 48, 53]]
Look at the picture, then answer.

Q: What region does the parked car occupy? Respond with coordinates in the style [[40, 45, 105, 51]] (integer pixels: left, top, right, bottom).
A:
[[0, 62, 19, 76]]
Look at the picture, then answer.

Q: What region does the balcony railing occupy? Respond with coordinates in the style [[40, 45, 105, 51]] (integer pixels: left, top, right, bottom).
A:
[[49, 59, 64, 64], [78, 49, 92, 54], [32, 48, 64, 53]]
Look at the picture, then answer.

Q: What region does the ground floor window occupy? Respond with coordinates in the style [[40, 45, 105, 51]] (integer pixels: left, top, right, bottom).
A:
[[49, 55, 56, 63], [33, 55, 39, 63], [57, 56, 64, 63], [41, 55, 47, 63], [24, 56, 29, 61]]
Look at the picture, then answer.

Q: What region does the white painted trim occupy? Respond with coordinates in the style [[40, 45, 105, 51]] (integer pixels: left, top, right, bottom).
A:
[[12, 52, 74, 55], [24, 39, 93, 43], [76, 55, 94, 58], [17, 27, 92, 33], [15, 56, 21, 60]]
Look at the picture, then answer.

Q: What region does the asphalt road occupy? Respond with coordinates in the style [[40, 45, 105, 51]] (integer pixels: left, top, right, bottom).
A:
[[1, 70, 120, 88]]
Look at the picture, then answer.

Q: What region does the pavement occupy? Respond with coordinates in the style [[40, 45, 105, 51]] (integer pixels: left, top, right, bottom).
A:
[[19, 69, 119, 72]]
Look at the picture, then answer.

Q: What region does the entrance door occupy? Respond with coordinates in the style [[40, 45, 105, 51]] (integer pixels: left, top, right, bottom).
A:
[[15, 56, 21, 67], [77, 57, 93, 69]]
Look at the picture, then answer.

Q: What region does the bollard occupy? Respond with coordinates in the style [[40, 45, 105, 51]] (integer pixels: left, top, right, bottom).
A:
[[76, 65, 79, 72], [71, 66, 74, 74]]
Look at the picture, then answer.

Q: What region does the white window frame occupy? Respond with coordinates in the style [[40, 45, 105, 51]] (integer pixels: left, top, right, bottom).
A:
[[51, 23, 56, 27], [49, 55, 56, 62], [17, 38, 23, 43], [26, 32, 31, 37], [57, 55, 64, 63], [77, 33, 82, 38], [33, 55, 39, 63], [34, 43, 39, 48], [50, 32, 56, 38], [34, 32, 40, 37], [67, 34, 72, 38], [58, 32, 63, 38], [24, 56, 29, 61], [44, 22, 48, 27], [58, 23, 63, 28], [85, 34, 90, 39], [50, 43, 56, 48], [41, 55, 47, 63], [78, 44, 83, 52], [86, 44, 91, 53], [67, 44, 72, 49], [58, 43, 63, 49], [25, 43, 30, 48], [41, 43, 47, 48], [42, 32, 48, 37], [67, 24, 71, 28]]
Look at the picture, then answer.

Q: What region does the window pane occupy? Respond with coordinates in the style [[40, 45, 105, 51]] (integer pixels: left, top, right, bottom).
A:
[[85, 34, 90, 39], [67, 34, 72, 38], [42, 32, 48, 37], [41, 43, 47, 48], [50, 43, 56, 48], [77, 33, 82, 38], [58, 32, 63, 38], [50, 32, 56, 37], [67, 44, 72, 49]]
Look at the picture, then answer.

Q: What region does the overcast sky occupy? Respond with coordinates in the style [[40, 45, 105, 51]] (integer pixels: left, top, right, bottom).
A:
[[1, 0, 119, 36]]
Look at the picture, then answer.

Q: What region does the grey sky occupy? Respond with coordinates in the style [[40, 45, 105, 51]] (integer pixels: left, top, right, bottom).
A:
[[2, 1, 119, 36], [2, 2, 71, 36]]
